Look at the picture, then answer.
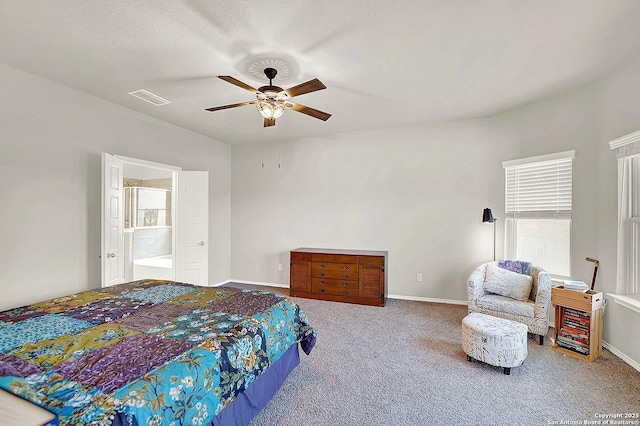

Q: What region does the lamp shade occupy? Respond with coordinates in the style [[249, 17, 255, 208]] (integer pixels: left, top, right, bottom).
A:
[[482, 208, 494, 223]]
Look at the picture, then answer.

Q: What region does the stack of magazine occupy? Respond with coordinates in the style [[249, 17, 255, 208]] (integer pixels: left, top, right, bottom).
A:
[[557, 307, 590, 355], [561, 280, 589, 292]]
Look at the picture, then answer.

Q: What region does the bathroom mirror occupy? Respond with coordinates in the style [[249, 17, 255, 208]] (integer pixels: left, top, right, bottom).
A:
[[123, 187, 171, 228], [136, 187, 171, 227]]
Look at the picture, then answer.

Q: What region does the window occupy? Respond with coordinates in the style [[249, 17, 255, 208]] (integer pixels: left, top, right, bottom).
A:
[[610, 130, 640, 304], [502, 151, 574, 280]]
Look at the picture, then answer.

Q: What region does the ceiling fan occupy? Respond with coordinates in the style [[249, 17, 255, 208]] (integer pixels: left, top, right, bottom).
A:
[[205, 67, 331, 127]]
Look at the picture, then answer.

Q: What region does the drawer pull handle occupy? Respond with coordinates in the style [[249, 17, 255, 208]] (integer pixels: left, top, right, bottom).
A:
[[320, 264, 325, 269], [320, 272, 325, 277], [343, 282, 349, 287], [343, 265, 349, 270], [320, 288, 325, 293], [343, 290, 349, 295], [320, 280, 325, 284], [343, 274, 349, 278]]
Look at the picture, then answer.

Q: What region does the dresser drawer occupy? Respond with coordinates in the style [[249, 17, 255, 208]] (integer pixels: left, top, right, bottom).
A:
[[312, 282, 358, 297], [311, 254, 335, 262], [312, 278, 357, 289], [358, 255, 384, 266], [312, 262, 357, 272], [310, 254, 359, 263], [291, 252, 312, 262], [311, 268, 358, 280], [334, 255, 358, 264]]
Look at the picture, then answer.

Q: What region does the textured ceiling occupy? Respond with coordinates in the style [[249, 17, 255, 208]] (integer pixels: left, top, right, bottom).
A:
[[1, 0, 640, 144]]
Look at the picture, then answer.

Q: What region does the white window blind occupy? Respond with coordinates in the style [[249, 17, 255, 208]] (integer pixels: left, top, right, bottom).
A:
[[610, 130, 640, 303], [504, 154, 573, 216], [502, 151, 574, 279]]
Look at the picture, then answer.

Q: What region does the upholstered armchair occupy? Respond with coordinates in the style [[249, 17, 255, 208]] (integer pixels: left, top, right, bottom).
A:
[[467, 261, 552, 345]]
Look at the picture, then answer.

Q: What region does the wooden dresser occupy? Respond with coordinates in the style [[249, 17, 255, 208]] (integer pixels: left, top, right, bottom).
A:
[[290, 248, 387, 306]]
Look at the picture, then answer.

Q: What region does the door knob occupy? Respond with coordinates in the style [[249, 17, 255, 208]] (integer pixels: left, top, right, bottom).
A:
[[199, 241, 205, 246]]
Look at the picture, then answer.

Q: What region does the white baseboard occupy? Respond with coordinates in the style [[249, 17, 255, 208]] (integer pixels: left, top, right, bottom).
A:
[[603, 341, 640, 373], [210, 279, 231, 287], [226, 282, 468, 305], [225, 280, 289, 289], [388, 294, 467, 305], [215, 280, 640, 372]]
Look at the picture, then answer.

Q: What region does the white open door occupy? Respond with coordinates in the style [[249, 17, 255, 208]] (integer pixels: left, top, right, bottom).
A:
[[175, 171, 209, 286], [101, 154, 209, 288], [101, 153, 125, 287]]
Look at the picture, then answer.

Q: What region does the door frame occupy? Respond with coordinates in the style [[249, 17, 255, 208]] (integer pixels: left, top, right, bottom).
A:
[[102, 154, 181, 286], [101, 154, 210, 287], [119, 155, 181, 283]]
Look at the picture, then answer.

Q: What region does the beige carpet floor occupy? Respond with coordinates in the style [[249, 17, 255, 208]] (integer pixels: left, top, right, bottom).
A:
[[229, 284, 640, 426]]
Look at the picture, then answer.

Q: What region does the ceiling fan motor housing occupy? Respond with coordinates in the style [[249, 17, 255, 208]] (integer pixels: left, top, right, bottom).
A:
[[257, 85, 285, 94], [259, 68, 284, 94], [264, 67, 278, 80]]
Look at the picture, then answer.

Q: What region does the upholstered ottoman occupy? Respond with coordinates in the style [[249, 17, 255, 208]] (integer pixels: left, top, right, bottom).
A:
[[461, 312, 528, 375]]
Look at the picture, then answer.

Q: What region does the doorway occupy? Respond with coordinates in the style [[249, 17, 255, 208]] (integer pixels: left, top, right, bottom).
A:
[[123, 164, 174, 281], [101, 153, 209, 287]]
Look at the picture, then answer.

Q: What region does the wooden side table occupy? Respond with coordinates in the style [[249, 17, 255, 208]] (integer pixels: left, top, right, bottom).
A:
[[551, 287, 604, 362]]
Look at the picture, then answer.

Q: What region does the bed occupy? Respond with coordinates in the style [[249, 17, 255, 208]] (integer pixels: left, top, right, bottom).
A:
[[0, 280, 317, 425]]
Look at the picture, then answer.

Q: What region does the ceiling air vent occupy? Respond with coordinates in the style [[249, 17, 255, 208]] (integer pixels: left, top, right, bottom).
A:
[[128, 89, 172, 106]]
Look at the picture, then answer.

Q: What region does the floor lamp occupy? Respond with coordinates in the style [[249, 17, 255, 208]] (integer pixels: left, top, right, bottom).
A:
[[482, 208, 497, 261]]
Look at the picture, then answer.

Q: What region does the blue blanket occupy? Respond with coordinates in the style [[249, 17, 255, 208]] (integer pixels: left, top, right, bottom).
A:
[[0, 280, 316, 425], [498, 259, 531, 275]]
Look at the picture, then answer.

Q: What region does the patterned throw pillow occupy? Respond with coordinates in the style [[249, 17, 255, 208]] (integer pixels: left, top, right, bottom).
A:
[[482, 264, 533, 302], [498, 259, 531, 275]]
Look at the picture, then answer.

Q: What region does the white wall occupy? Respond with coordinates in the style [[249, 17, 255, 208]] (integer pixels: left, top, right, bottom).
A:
[[487, 82, 601, 282], [231, 120, 491, 302], [487, 54, 640, 368], [597, 54, 640, 367], [0, 63, 232, 310], [231, 53, 640, 367], [3, 51, 638, 367]]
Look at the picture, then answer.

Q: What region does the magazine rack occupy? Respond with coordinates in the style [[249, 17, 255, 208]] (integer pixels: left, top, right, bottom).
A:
[[551, 287, 603, 362]]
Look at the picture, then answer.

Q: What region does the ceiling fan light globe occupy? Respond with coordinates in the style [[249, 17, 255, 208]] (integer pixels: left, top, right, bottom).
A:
[[257, 99, 285, 119]]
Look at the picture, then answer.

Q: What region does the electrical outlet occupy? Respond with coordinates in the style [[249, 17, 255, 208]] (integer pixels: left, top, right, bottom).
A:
[[416, 273, 423, 282], [278, 263, 283, 272]]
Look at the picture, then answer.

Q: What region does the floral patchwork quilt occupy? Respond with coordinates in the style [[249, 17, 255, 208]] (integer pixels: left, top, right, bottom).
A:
[[0, 280, 317, 425]]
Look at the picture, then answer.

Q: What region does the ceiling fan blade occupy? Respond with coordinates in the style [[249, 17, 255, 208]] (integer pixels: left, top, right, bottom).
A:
[[290, 103, 332, 121], [205, 101, 256, 112], [218, 76, 258, 92], [264, 118, 276, 127], [284, 78, 326, 98]]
